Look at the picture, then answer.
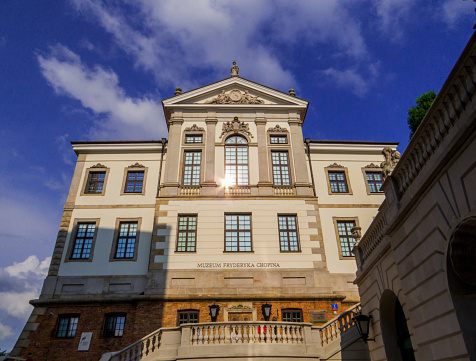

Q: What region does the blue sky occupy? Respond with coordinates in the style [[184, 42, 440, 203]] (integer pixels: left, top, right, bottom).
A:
[[0, 0, 474, 352]]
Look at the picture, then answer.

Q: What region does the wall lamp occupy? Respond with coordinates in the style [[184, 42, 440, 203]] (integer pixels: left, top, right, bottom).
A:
[[262, 303, 272, 321], [353, 312, 375, 343], [209, 304, 220, 322]]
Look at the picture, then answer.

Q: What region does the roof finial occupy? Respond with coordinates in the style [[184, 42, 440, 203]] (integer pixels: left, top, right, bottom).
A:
[[230, 60, 239, 77]]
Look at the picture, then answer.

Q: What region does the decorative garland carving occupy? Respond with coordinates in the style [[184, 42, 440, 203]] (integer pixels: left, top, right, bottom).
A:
[[128, 162, 145, 168], [327, 163, 344, 168], [381, 147, 401, 179], [206, 89, 264, 104], [91, 163, 107, 168], [220, 117, 254, 138], [364, 163, 381, 169], [267, 125, 289, 133], [184, 124, 204, 132]]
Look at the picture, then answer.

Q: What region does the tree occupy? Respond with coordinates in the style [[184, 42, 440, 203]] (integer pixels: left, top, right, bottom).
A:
[[407, 90, 437, 139]]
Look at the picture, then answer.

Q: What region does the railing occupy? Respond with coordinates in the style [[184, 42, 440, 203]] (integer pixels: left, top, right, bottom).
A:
[[179, 186, 200, 196], [273, 185, 295, 196], [191, 322, 304, 345], [391, 37, 476, 197], [355, 206, 388, 265], [107, 329, 161, 361], [319, 303, 361, 346], [224, 186, 251, 196]]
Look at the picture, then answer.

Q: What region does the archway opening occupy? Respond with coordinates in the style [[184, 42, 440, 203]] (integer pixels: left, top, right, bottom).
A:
[[380, 290, 415, 361]]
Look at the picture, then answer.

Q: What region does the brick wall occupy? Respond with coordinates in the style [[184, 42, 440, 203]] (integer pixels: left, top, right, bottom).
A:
[[21, 299, 351, 361]]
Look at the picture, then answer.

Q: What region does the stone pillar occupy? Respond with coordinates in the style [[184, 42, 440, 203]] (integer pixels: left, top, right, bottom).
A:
[[289, 115, 313, 196], [162, 112, 183, 196], [201, 117, 218, 196], [255, 117, 273, 196]]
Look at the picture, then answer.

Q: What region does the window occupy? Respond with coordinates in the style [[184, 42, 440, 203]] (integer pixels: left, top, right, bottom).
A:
[[56, 315, 79, 338], [124, 171, 144, 193], [185, 134, 202, 143], [336, 220, 357, 257], [115, 222, 138, 259], [103, 313, 126, 337], [278, 215, 300, 252], [225, 135, 249, 186], [282, 309, 302, 322], [85, 171, 106, 193], [183, 152, 201, 186], [177, 310, 199, 325], [71, 223, 96, 259], [272, 151, 291, 185], [176, 215, 197, 252], [366, 172, 384, 193], [225, 214, 252, 252], [328, 171, 349, 193], [270, 135, 287, 144]]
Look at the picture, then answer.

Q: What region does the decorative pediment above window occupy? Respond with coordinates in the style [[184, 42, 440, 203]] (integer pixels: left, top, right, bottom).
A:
[[267, 125, 288, 133], [184, 124, 205, 132], [91, 163, 107, 168], [220, 116, 254, 138], [364, 163, 381, 169], [206, 89, 265, 104], [128, 163, 145, 168], [327, 163, 345, 168]]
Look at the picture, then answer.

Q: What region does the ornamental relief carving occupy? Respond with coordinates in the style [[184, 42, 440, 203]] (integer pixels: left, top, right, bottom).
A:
[[381, 147, 401, 178], [184, 124, 204, 132], [206, 89, 265, 104], [220, 117, 254, 138], [128, 162, 145, 168], [267, 125, 289, 133], [364, 163, 381, 169], [327, 163, 344, 168], [91, 163, 107, 168]]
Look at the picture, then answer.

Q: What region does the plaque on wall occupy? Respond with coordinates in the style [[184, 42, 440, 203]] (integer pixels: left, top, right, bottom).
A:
[[309, 310, 327, 323], [78, 332, 92, 351]]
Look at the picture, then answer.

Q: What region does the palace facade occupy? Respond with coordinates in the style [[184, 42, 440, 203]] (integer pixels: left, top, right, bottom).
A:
[[13, 68, 397, 361]]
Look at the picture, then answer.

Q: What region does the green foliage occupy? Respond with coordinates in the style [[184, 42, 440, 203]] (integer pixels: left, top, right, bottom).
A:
[[407, 90, 437, 139]]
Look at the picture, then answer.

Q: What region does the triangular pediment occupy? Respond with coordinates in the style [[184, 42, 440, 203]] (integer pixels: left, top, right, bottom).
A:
[[162, 77, 308, 108]]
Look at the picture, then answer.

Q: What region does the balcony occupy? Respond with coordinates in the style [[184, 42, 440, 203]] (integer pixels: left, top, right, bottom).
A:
[[99, 304, 367, 361]]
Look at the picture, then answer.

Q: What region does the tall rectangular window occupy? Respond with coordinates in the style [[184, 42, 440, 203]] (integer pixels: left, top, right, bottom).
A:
[[71, 223, 96, 259], [337, 220, 356, 257], [115, 222, 138, 259], [225, 214, 252, 252], [177, 215, 197, 252], [366, 172, 384, 193], [85, 171, 106, 193], [183, 152, 201, 186], [56, 315, 79, 338], [178, 310, 199, 325], [225, 136, 249, 186], [124, 171, 144, 193], [103, 313, 126, 337], [272, 151, 291, 185], [278, 215, 300, 252], [328, 171, 349, 193]]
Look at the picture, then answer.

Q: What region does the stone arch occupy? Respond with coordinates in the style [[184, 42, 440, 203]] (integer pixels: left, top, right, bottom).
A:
[[447, 217, 476, 359], [380, 290, 416, 361]]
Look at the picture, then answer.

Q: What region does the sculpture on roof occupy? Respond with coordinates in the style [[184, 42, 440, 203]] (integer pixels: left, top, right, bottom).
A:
[[381, 147, 401, 179], [205, 89, 264, 104], [230, 60, 239, 77]]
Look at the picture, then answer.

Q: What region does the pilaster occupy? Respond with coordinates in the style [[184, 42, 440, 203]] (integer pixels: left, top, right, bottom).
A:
[[162, 113, 183, 196], [202, 117, 218, 196], [289, 116, 313, 196], [255, 116, 273, 196]]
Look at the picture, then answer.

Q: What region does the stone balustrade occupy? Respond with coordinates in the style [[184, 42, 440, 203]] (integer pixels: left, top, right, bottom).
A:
[[224, 186, 251, 196], [273, 185, 295, 196], [391, 42, 476, 198], [100, 304, 363, 361], [179, 186, 201, 196], [354, 205, 388, 265]]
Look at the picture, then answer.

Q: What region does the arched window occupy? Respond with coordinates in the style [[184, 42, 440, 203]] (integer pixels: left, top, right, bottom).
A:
[[225, 135, 249, 186]]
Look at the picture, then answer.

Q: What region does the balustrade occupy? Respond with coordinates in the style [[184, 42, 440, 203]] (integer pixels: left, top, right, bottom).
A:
[[273, 186, 295, 196], [224, 186, 251, 196]]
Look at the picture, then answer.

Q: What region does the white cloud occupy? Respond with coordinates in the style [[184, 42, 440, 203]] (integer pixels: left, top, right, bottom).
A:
[[322, 68, 369, 97], [37, 44, 166, 140], [0, 323, 14, 341], [69, 0, 368, 90], [441, 0, 475, 26], [371, 0, 413, 39], [0, 256, 50, 319]]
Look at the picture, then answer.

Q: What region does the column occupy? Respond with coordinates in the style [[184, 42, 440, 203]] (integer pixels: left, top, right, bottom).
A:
[[289, 115, 313, 196], [162, 112, 183, 196], [201, 117, 218, 196], [255, 117, 273, 196]]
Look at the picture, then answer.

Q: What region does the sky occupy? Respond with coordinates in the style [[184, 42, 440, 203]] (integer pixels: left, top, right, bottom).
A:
[[0, 0, 474, 352]]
